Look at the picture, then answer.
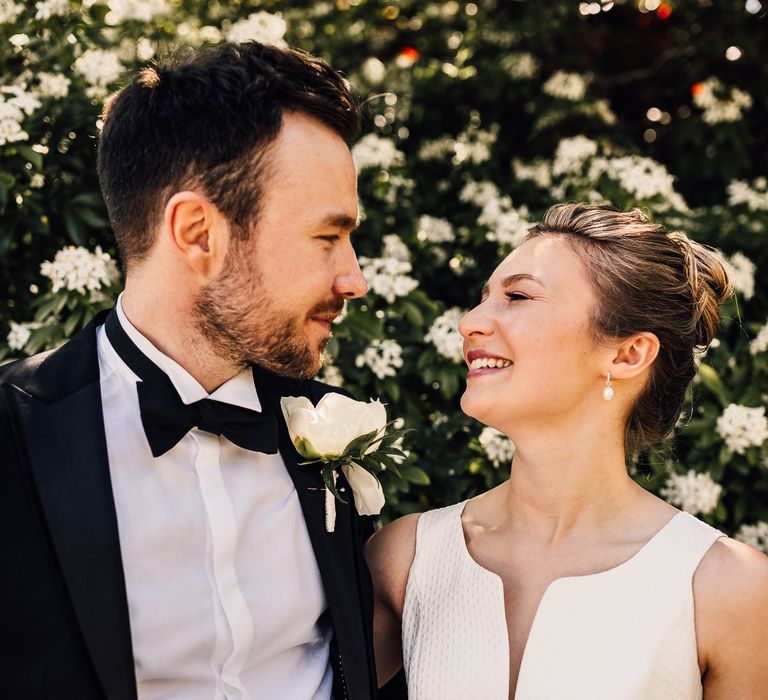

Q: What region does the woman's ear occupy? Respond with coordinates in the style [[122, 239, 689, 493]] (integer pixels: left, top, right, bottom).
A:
[[610, 332, 660, 380], [163, 191, 229, 278]]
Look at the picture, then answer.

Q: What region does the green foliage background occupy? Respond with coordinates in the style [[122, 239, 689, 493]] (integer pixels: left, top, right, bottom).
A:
[[1, 0, 766, 539]]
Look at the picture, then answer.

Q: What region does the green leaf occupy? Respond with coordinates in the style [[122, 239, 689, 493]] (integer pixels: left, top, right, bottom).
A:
[[25, 325, 61, 354], [341, 428, 380, 458], [322, 466, 348, 504], [697, 363, 725, 403], [62, 308, 84, 337], [400, 466, 431, 485], [401, 299, 425, 327], [16, 146, 43, 171]]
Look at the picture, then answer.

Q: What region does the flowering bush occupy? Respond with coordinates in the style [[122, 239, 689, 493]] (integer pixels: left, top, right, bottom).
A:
[[1, 0, 766, 549]]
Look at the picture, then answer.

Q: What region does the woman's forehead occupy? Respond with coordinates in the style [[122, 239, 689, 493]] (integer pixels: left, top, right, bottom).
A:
[[487, 235, 587, 289]]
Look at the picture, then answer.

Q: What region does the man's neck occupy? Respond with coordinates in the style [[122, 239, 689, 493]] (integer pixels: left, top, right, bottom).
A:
[[120, 289, 242, 393]]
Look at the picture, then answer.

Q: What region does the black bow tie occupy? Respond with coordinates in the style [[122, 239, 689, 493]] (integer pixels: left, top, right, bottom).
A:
[[104, 310, 278, 458]]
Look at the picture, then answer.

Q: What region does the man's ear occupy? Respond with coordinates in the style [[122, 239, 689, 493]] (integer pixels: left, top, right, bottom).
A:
[[163, 191, 228, 278], [610, 332, 660, 380]]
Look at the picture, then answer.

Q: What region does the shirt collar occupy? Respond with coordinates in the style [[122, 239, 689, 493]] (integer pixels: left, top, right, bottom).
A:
[[109, 293, 263, 412]]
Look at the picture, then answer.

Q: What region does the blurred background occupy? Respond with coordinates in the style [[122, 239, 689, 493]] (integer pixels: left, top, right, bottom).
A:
[[1, 0, 766, 548]]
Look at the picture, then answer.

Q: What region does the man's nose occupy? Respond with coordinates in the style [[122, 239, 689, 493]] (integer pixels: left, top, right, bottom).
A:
[[333, 245, 368, 299]]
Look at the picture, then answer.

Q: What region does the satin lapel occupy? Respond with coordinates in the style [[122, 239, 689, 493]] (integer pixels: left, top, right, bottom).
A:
[[257, 382, 373, 700], [8, 326, 136, 700]]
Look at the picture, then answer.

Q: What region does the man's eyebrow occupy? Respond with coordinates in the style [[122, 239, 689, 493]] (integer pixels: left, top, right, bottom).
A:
[[481, 273, 543, 297], [321, 213, 360, 231]]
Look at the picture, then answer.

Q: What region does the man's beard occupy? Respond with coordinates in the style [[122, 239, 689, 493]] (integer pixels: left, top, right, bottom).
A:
[[193, 248, 343, 379]]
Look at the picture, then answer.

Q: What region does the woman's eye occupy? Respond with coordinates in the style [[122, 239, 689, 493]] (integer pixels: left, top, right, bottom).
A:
[[505, 292, 530, 301]]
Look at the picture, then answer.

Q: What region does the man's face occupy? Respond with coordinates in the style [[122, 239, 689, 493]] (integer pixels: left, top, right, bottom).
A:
[[195, 112, 367, 379]]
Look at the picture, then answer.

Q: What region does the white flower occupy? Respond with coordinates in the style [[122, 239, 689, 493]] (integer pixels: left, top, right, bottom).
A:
[[417, 215, 455, 244], [453, 126, 497, 165], [501, 52, 539, 80], [136, 37, 155, 61], [340, 463, 386, 516], [381, 234, 411, 262], [359, 256, 418, 303], [425, 308, 465, 363], [419, 125, 497, 166], [280, 393, 387, 516], [0, 118, 27, 146], [723, 252, 755, 300], [488, 207, 531, 248], [37, 72, 71, 99], [355, 339, 404, 379], [34, 0, 68, 21], [512, 158, 552, 188], [661, 469, 722, 515], [361, 57, 387, 85], [693, 77, 752, 124], [30, 173, 44, 188], [280, 393, 387, 459], [0, 0, 24, 24], [552, 135, 598, 176], [106, 0, 170, 23], [40, 245, 120, 294], [6, 321, 40, 351], [716, 404, 768, 454], [735, 521, 768, 554], [542, 71, 587, 101], [459, 180, 506, 210], [2, 86, 42, 116], [728, 178, 768, 212], [588, 154, 680, 204], [320, 362, 344, 387], [418, 137, 455, 161], [352, 134, 405, 172], [479, 427, 516, 466], [750, 321, 768, 356], [74, 49, 124, 98], [459, 180, 530, 249], [226, 11, 287, 46]]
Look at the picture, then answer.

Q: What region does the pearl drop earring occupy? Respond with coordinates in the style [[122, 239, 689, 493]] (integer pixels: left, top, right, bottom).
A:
[[603, 372, 614, 401]]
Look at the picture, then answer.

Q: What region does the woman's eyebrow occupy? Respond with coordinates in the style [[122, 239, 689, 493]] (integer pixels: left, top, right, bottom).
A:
[[482, 273, 544, 296]]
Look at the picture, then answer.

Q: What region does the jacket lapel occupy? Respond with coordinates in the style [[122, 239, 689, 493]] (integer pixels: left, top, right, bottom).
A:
[[8, 311, 136, 700], [253, 368, 374, 700]]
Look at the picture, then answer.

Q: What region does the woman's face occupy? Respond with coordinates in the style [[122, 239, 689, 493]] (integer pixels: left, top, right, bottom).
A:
[[459, 234, 612, 435]]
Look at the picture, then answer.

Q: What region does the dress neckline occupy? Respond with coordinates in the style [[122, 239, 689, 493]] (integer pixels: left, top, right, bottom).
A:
[[455, 500, 684, 585], [453, 500, 685, 698]]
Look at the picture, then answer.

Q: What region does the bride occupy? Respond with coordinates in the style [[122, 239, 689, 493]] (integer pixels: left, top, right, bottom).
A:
[[367, 204, 768, 699]]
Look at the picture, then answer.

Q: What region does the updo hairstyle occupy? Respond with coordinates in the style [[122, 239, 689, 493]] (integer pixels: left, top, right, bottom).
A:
[[525, 204, 733, 450]]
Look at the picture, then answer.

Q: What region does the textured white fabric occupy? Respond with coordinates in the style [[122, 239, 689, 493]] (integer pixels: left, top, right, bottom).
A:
[[402, 501, 723, 700], [97, 296, 332, 700]]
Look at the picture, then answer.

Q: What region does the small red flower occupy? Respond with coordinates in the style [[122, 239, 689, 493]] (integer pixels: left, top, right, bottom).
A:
[[398, 46, 421, 63]]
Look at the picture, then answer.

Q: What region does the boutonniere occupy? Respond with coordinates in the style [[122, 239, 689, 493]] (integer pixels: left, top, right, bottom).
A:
[[280, 393, 409, 532]]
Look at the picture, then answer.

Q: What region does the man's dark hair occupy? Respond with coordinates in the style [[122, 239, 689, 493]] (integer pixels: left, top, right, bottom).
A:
[[97, 41, 359, 269]]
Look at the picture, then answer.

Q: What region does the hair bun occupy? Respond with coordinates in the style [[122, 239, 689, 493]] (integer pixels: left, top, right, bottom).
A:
[[670, 232, 734, 347]]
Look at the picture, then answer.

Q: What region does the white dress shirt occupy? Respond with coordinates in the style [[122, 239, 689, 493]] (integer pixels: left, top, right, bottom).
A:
[[96, 297, 332, 700]]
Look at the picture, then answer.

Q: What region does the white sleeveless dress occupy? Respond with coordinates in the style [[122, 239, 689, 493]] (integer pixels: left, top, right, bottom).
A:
[[402, 501, 723, 700]]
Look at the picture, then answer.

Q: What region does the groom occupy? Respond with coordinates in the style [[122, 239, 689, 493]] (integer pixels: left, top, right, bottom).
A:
[[0, 42, 379, 699]]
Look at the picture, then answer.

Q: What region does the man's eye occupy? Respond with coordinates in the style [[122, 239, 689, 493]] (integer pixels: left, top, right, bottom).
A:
[[319, 235, 340, 244]]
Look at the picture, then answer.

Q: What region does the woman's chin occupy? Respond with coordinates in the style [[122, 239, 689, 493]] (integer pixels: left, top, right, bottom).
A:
[[460, 392, 485, 422]]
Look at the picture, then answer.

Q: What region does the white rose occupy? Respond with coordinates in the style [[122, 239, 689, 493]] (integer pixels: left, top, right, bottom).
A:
[[280, 393, 387, 459], [341, 463, 386, 516]]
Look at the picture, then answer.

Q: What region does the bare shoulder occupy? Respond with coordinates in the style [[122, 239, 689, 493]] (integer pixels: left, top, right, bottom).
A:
[[694, 535, 768, 677], [695, 536, 768, 607], [365, 513, 421, 618]]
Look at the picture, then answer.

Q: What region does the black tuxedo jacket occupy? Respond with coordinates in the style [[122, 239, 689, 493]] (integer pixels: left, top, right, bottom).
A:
[[0, 310, 378, 699]]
